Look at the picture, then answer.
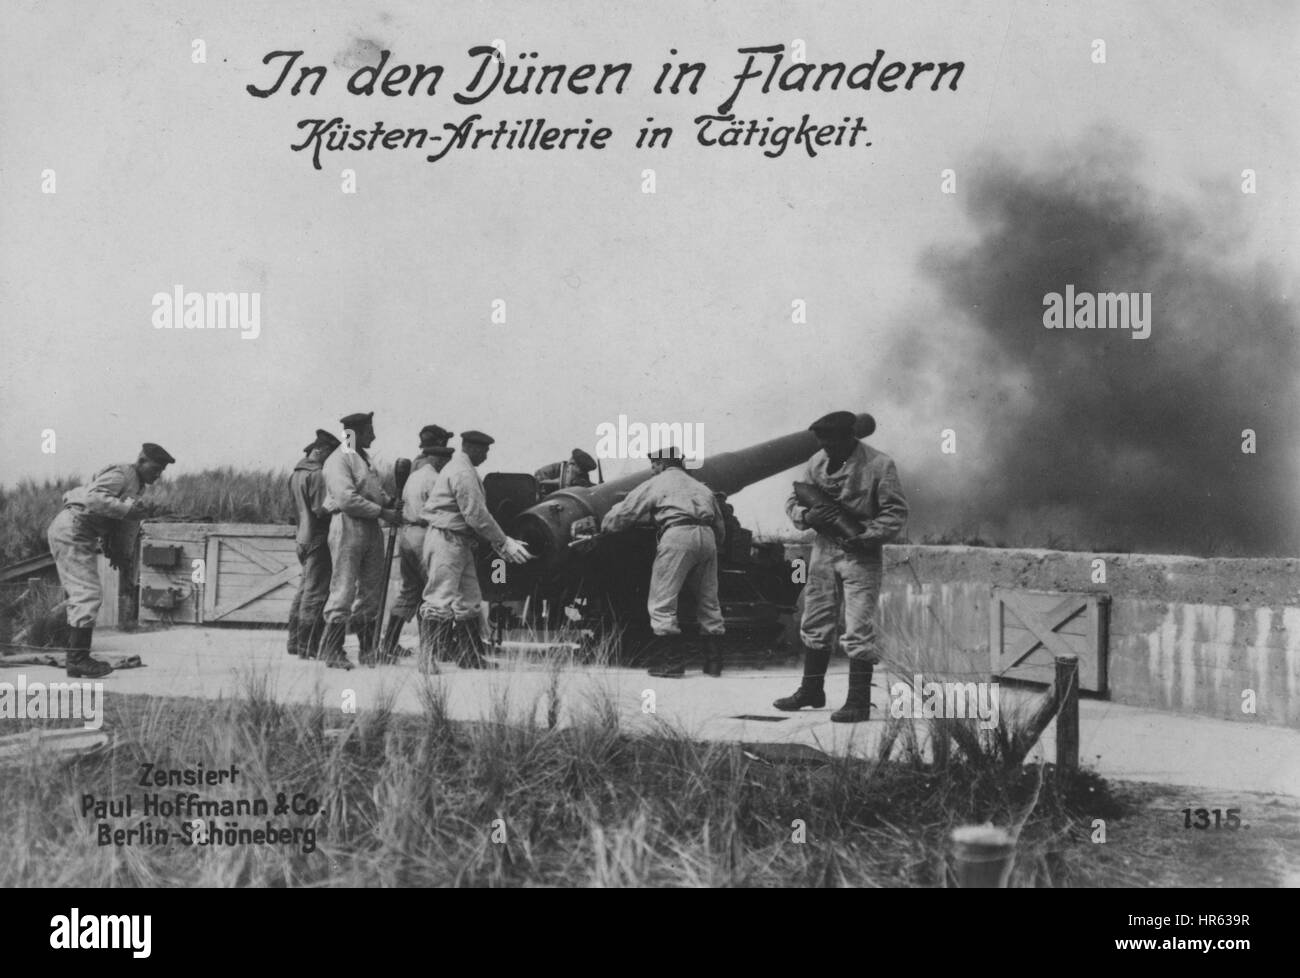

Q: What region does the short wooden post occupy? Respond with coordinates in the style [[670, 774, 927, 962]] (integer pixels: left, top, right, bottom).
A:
[[951, 825, 1015, 888], [121, 522, 141, 627], [1054, 654, 1079, 772], [19, 576, 46, 642], [96, 555, 119, 628]]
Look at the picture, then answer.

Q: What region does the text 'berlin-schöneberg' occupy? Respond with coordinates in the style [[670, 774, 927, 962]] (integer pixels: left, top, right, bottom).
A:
[[248, 44, 965, 168]]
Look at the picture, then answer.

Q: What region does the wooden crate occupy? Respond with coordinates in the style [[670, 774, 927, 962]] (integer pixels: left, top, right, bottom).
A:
[[990, 587, 1109, 693], [137, 522, 402, 626], [203, 526, 302, 624], [137, 522, 220, 624]]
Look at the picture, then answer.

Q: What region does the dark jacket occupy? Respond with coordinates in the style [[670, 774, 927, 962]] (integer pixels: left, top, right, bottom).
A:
[[290, 456, 331, 546]]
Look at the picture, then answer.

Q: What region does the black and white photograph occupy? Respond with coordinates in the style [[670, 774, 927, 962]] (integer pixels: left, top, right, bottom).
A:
[[0, 0, 1295, 940]]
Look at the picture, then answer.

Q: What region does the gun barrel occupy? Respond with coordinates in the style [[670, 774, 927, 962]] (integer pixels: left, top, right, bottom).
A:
[[512, 413, 875, 566]]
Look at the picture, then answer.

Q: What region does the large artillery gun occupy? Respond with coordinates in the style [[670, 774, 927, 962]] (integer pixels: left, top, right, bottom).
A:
[[479, 414, 875, 661]]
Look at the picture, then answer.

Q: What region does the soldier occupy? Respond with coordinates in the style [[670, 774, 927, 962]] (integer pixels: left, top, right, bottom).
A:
[[774, 411, 908, 723], [600, 447, 727, 678], [378, 438, 455, 662], [46, 442, 175, 678], [418, 430, 532, 668], [534, 448, 598, 495], [411, 424, 453, 471], [319, 412, 403, 670], [285, 429, 340, 659]]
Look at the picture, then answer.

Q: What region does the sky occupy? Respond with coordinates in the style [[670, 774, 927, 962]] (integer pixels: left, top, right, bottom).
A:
[[2, 0, 1296, 550]]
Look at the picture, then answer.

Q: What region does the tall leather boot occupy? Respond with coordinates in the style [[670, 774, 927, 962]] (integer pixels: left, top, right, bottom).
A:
[[319, 620, 354, 671], [773, 645, 831, 710], [424, 616, 455, 664], [456, 619, 493, 669], [379, 614, 408, 664], [356, 619, 380, 667], [296, 616, 321, 660], [286, 613, 301, 656], [830, 657, 875, 723], [416, 616, 442, 675], [701, 634, 724, 678], [66, 626, 113, 679], [647, 634, 686, 678]]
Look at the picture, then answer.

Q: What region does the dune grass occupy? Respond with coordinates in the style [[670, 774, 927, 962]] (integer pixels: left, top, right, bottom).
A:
[[0, 685, 1119, 887], [0, 464, 409, 569], [0, 613, 1124, 887], [0, 477, 82, 569]]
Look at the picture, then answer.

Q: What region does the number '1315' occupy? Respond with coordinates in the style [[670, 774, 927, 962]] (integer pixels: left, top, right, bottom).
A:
[[1182, 808, 1242, 829]]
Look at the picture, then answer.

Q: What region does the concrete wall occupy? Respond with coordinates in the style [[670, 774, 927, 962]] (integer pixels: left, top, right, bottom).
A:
[[785, 543, 1300, 728]]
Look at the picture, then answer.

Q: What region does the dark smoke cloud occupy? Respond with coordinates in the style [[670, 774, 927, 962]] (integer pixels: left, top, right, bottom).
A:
[[891, 134, 1299, 556]]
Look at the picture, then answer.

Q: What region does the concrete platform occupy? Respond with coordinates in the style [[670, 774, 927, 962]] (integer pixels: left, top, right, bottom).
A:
[[4, 626, 1297, 799]]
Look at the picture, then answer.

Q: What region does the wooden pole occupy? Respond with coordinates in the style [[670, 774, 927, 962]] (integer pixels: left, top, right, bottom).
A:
[[376, 458, 412, 653], [1054, 654, 1079, 772], [121, 522, 141, 627], [951, 825, 1015, 887]]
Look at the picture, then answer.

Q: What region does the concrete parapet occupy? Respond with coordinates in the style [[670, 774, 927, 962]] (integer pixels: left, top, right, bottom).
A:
[[783, 543, 1300, 727]]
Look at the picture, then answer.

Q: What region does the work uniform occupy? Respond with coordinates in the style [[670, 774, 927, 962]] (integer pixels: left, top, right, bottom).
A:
[[419, 450, 510, 623], [785, 440, 908, 662], [391, 460, 441, 621], [601, 466, 727, 638], [322, 447, 388, 627], [46, 463, 143, 628], [411, 425, 453, 471], [286, 454, 333, 653]]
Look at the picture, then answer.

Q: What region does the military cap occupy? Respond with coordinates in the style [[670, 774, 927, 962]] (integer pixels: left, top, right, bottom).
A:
[[460, 430, 495, 446], [340, 411, 374, 430], [809, 411, 872, 437], [141, 442, 176, 466], [426, 445, 455, 458], [419, 424, 453, 449], [648, 445, 683, 461], [571, 448, 597, 472], [303, 428, 341, 453]]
